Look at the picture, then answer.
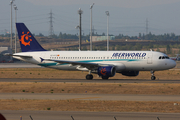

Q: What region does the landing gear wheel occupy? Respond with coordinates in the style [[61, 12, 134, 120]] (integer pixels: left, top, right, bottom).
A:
[[86, 74, 93, 80], [102, 76, 109, 80], [151, 76, 156, 80], [150, 71, 156, 80]]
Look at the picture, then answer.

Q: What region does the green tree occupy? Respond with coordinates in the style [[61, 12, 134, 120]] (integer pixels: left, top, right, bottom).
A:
[[166, 45, 171, 54]]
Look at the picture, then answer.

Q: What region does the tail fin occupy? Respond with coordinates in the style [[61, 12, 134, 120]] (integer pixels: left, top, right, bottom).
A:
[[16, 23, 46, 52]]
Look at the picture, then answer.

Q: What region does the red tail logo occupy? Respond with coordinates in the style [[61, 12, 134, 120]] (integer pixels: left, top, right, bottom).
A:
[[19, 31, 32, 46], [100, 68, 107, 75]]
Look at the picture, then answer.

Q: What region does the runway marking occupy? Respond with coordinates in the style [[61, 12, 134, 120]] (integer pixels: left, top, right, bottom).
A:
[[70, 97, 101, 100]]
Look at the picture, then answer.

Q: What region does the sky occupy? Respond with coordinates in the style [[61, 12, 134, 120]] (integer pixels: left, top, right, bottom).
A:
[[1, 0, 180, 36], [26, 0, 179, 8]]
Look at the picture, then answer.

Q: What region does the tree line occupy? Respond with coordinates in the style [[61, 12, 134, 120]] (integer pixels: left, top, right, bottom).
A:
[[47, 32, 180, 41], [1, 32, 180, 41], [115, 32, 180, 41]]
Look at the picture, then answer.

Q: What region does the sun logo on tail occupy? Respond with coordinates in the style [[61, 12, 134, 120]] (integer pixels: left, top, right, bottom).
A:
[[19, 31, 32, 46]]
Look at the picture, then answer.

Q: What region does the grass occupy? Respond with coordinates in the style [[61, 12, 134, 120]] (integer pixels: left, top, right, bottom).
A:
[[0, 67, 180, 113], [0, 68, 180, 80], [0, 99, 180, 113], [0, 82, 180, 95]]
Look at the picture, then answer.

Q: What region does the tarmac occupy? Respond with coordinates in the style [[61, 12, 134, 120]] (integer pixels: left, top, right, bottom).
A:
[[0, 93, 180, 102], [1, 110, 180, 120]]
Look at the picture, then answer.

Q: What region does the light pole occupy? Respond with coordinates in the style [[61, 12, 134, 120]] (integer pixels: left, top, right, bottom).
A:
[[106, 11, 109, 51], [90, 3, 94, 51], [78, 8, 83, 51], [10, 0, 15, 51], [14, 4, 18, 53]]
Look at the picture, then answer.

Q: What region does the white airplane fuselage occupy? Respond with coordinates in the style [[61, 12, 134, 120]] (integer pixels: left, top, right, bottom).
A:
[[13, 51, 176, 72]]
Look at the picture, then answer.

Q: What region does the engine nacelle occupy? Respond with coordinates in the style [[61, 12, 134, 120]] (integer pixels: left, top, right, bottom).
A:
[[121, 71, 139, 76], [98, 66, 116, 77]]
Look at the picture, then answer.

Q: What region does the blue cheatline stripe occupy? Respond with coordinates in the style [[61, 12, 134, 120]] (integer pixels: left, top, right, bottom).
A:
[[78, 59, 140, 63], [38, 59, 141, 67]]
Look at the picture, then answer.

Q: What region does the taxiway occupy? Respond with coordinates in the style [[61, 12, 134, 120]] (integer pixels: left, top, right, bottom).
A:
[[1, 110, 180, 120]]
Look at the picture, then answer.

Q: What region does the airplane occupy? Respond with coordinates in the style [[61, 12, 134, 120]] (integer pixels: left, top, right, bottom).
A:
[[7, 23, 176, 80], [170, 54, 179, 61]]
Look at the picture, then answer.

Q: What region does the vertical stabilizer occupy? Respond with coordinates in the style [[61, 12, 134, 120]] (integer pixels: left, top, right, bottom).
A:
[[16, 23, 46, 52]]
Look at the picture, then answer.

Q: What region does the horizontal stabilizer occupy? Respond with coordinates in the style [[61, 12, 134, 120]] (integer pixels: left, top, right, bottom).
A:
[[4, 53, 32, 59]]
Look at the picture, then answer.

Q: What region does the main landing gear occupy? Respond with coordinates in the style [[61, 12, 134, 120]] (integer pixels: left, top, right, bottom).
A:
[[151, 71, 156, 80], [102, 76, 109, 80], [86, 70, 93, 80], [86, 74, 93, 80]]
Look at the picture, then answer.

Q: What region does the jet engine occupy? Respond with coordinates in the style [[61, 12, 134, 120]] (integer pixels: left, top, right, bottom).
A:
[[98, 66, 116, 77], [121, 71, 139, 76]]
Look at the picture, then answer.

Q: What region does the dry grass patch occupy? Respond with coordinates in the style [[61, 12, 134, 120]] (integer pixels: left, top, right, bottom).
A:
[[0, 68, 180, 80], [0, 82, 180, 95], [0, 99, 180, 113]]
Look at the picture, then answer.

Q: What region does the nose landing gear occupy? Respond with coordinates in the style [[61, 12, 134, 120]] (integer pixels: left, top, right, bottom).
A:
[[151, 71, 156, 80]]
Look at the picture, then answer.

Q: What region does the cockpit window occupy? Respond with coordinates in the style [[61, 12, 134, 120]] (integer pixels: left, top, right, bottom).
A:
[[165, 56, 169, 59], [159, 56, 169, 59]]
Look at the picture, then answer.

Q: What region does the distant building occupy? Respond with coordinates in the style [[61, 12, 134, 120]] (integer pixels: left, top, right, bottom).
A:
[[91, 36, 115, 42], [0, 47, 12, 54], [0, 47, 12, 62]]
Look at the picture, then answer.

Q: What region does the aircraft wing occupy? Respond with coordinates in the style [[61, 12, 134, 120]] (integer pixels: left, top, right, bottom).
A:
[[44, 59, 108, 70]]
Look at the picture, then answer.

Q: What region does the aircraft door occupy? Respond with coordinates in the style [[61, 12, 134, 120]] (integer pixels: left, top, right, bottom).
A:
[[147, 53, 152, 64]]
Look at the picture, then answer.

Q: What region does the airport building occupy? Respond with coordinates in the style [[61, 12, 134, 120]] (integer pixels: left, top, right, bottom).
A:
[[0, 47, 12, 62], [92, 36, 115, 42]]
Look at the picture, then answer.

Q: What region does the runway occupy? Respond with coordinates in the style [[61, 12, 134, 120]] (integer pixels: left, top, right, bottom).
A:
[[0, 78, 180, 83], [1, 110, 180, 120], [0, 93, 180, 101], [0, 63, 41, 68], [1, 63, 180, 119]]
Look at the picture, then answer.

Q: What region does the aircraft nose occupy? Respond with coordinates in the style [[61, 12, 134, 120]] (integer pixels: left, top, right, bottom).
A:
[[170, 60, 176, 68]]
